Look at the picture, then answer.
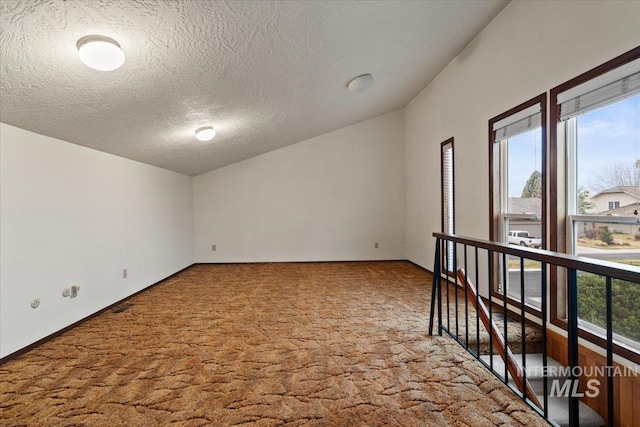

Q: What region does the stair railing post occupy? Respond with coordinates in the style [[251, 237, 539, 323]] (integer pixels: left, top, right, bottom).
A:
[[429, 238, 442, 336], [463, 244, 469, 348], [541, 262, 549, 418], [567, 268, 580, 426], [605, 276, 613, 427], [437, 241, 443, 336]]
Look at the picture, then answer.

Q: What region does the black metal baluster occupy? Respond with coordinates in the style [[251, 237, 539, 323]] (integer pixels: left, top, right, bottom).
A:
[[475, 248, 480, 357], [429, 239, 441, 336], [503, 252, 508, 383], [454, 243, 459, 340], [541, 262, 548, 418], [437, 244, 443, 337], [488, 250, 494, 370], [606, 276, 613, 427], [446, 240, 450, 333], [464, 244, 469, 349], [567, 268, 580, 426], [520, 256, 527, 402]]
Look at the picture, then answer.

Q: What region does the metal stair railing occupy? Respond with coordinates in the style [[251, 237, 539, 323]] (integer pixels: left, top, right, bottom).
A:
[[428, 232, 640, 427]]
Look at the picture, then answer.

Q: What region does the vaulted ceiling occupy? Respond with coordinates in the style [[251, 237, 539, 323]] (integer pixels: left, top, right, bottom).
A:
[[0, 0, 507, 176]]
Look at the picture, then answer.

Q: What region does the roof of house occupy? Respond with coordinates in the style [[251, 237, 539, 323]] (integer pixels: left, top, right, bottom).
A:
[[591, 186, 640, 199]]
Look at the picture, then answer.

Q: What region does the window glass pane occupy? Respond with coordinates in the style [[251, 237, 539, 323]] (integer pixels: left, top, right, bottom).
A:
[[504, 221, 543, 310], [574, 219, 640, 263], [573, 94, 640, 263], [503, 258, 542, 309], [575, 94, 640, 216], [577, 271, 640, 352], [506, 127, 543, 216], [496, 123, 543, 309]]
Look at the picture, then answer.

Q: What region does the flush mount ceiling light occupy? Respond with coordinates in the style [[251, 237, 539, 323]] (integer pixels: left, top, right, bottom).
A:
[[347, 74, 373, 93], [195, 126, 216, 141], [77, 35, 125, 71]]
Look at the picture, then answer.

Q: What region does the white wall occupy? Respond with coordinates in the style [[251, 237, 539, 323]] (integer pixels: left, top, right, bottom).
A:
[[0, 124, 194, 358], [405, 1, 640, 276], [194, 110, 406, 262]]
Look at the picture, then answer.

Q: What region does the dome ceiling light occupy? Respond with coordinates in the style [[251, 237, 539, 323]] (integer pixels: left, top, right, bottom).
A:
[[347, 74, 373, 93], [195, 126, 216, 141], [77, 35, 125, 71]]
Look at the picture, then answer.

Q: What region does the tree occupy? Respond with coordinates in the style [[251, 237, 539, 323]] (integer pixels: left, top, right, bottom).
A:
[[521, 170, 542, 198], [600, 226, 614, 245], [578, 187, 595, 214], [589, 159, 640, 191]]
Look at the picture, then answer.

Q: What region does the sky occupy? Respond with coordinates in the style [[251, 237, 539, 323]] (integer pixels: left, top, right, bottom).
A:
[[576, 94, 640, 194], [507, 93, 640, 197]]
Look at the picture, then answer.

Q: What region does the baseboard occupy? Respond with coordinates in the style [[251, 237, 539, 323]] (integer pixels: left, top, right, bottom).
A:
[[0, 263, 196, 366], [194, 259, 410, 265]]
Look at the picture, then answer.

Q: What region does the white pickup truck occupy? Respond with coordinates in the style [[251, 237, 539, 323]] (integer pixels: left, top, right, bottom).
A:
[[508, 230, 542, 248]]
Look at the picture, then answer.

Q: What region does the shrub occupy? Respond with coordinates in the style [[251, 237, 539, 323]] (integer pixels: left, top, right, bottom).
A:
[[600, 226, 614, 245], [635, 233, 640, 241], [577, 274, 640, 343], [584, 228, 602, 239]]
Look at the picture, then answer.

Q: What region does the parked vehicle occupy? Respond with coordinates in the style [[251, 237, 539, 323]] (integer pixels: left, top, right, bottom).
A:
[[508, 230, 542, 248]]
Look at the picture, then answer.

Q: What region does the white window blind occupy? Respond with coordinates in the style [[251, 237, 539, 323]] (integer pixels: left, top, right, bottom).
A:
[[558, 58, 640, 121], [493, 104, 542, 142], [442, 141, 454, 271]]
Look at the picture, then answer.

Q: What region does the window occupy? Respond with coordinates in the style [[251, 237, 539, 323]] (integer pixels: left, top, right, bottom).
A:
[[551, 46, 640, 357], [559, 61, 639, 263], [441, 138, 454, 272], [489, 94, 546, 311], [608, 201, 621, 210]]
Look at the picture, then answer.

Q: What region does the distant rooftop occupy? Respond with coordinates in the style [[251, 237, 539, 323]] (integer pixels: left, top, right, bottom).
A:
[[592, 186, 640, 198]]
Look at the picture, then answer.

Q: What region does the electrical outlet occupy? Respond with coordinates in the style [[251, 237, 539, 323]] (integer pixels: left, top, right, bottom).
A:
[[374, 242, 379, 249], [212, 244, 216, 251], [123, 268, 127, 279]]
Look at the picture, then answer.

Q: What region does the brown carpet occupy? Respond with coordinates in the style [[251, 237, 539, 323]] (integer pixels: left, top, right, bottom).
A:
[[0, 261, 545, 426]]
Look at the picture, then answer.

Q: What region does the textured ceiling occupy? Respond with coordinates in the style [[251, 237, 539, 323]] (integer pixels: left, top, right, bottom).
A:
[[0, 0, 507, 176]]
